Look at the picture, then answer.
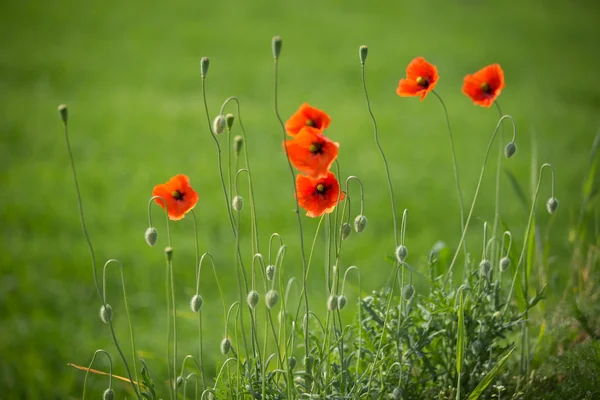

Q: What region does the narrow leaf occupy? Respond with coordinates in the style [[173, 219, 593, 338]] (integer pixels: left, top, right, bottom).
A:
[[467, 347, 516, 400]]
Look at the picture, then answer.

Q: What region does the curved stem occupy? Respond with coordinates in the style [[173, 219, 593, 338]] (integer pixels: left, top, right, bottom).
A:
[[82, 349, 112, 400]]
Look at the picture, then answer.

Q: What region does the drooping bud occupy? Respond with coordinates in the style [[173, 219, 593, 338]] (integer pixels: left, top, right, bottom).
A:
[[304, 355, 314, 372], [233, 135, 243, 154], [58, 104, 68, 124], [247, 290, 259, 309], [266, 265, 275, 281], [392, 388, 402, 400], [100, 304, 113, 324], [232, 195, 244, 212], [272, 36, 282, 59], [213, 114, 226, 135], [200, 57, 210, 78], [103, 388, 115, 400], [220, 338, 231, 355], [174, 376, 184, 389], [499, 257, 511, 272], [338, 295, 347, 310], [480, 259, 492, 277], [341, 223, 352, 240], [505, 141, 517, 158], [266, 289, 279, 309], [190, 294, 203, 312], [354, 215, 368, 233], [288, 356, 297, 370], [327, 295, 338, 311], [546, 197, 559, 214], [145, 227, 158, 247], [359, 45, 368, 64], [402, 284, 415, 301], [165, 246, 173, 261], [395, 245, 408, 263], [225, 113, 235, 130]]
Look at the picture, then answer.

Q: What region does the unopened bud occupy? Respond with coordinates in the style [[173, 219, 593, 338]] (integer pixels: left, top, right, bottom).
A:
[[266, 265, 275, 281], [233, 135, 243, 154], [341, 223, 352, 240], [247, 290, 259, 309], [226, 113, 235, 130], [174, 376, 184, 389], [165, 246, 173, 261], [232, 195, 244, 212], [266, 289, 279, 309], [338, 295, 347, 310], [190, 294, 203, 312], [546, 197, 559, 214], [145, 227, 158, 246], [103, 388, 115, 400], [327, 295, 338, 311], [272, 36, 282, 59], [58, 104, 68, 124], [359, 45, 368, 64], [213, 114, 226, 134], [200, 57, 210, 78], [402, 284, 414, 301], [392, 388, 402, 400], [288, 356, 297, 370], [480, 259, 491, 276], [304, 355, 314, 371], [499, 257, 511, 272], [505, 142, 517, 158], [354, 215, 367, 233], [395, 245, 408, 262], [100, 304, 113, 324], [220, 338, 231, 355]]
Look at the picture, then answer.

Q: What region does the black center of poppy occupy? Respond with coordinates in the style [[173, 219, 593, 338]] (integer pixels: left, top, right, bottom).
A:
[[309, 142, 323, 154], [416, 76, 429, 88], [315, 183, 330, 198], [306, 119, 316, 127], [480, 82, 492, 94], [172, 190, 184, 201]]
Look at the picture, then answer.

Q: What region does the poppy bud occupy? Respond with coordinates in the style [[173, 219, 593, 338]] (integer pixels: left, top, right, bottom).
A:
[[145, 227, 158, 247], [266, 265, 275, 281], [505, 141, 517, 158], [174, 376, 184, 389], [341, 223, 352, 240], [288, 356, 297, 370], [58, 104, 68, 124], [480, 259, 491, 277], [359, 45, 368, 64], [165, 246, 173, 261], [220, 338, 231, 355], [272, 36, 282, 59], [233, 135, 243, 154], [100, 304, 113, 324], [327, 295, 338, 311], [338, 294, 347, 310], [226, 113, 235, 130], [200, 57, 210, 78], [247, 290, 259, 309], [493, 311, 502, 319], [213, 115, 226, 135], [304, 355, 314, 371], [103, 388, 115, 400], [354, 215, 368, 233], [546, 197, 559, 214], [499, 257, 510, 272], [266, 289, 279, 309], [402, 284, 414, 301], [395, 245, 408, 262], [232, 195, 244, 212], [190, 294, 203, 312]]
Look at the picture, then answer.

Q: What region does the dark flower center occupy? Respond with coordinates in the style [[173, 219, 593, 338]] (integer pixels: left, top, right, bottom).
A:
[[172, 190, 184, 201], [480, 82, 492, 94], [316, 183, 326, 194], [309, 142, 323, 154], [416, 76, 430, 88], [306, 119, 316, 127]]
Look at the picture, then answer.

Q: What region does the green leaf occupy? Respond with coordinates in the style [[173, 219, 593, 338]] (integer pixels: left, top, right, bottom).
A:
[[456, 290, 465, 376], [467, 347, 516, 400]]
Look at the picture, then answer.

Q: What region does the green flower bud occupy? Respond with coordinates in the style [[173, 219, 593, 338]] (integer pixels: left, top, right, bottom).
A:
[[359, 45, 368, 64], [266, 265, 275, 281], [233, 135, 243, 154], [480, 259, 491, 277], [505, 141, 517, 158], [266, 289, 279, 309], [145, 227, 158, 247], [272, 36, 282, 59], [165, 246, 173, 261], [200, 57, 210, 78], [247, 290, 259, 309], [213, 114, 226, 134], [402, 284, 414, 301], [499, 257, 511, 272], [395, 245, 408, 262], [226, 113, 235, 130], [58, 104, 68, 124], [190, 294, 203, 312], [103, 388, 115, 400], [174, 376, 184, 389], [354, 215, 367, 233], [100, 304, 113, 324], [546, 197, 559, 214], [338, 295, 347, 310], [220, 338, 231, 355], [232, 195, 244, 212], [341, 222, 352, 240], [327, 295, 338, 311], [288, 356, 297, 370]]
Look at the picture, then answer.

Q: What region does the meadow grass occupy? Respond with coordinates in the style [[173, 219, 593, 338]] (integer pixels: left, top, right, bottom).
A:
[[1, 0, 599, 398]]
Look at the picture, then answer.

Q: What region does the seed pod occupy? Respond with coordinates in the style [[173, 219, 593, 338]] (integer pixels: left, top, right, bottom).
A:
[[100, 304, 113, 324], [504, 141, 517, 158], [247, 290, 259, 309], [145, 227, 158, 246], [266, 290, 279, 309], [395, 245, 408, 262], [213, 115, 226, 134], [266, 265, 275, 281], [190, 294, 203, 312], [103, 388, 115, 400], [499, 257, 511, 272], [338, 295, 347, 310], [327, 295, 338, 311], [402, 284, 414, 301], [220, 338, 231, 355], [546, 197, 559, 214], [341, 223, 351, 240], [354, 215, 367, 233]]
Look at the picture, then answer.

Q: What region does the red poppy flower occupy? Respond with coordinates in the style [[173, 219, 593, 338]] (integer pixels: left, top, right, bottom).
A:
[[296, 171, 344, 218], [462, 64, 505, 107], [152, 174, 199, 220], [396, 57, 439, 100], [284, 127, 339, 178], [285, 103, 331, 136]]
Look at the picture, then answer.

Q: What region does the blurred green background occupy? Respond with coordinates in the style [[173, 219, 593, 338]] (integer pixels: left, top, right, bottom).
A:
[[1, 0, 598, 398]]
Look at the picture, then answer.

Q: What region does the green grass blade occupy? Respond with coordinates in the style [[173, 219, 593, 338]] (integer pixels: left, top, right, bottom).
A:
[[467, 347, 515, 400], [456, 290, 465, 400]]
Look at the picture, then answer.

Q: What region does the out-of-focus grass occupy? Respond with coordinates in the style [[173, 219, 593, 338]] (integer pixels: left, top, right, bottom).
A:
[[0, 0, 598, 397]]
